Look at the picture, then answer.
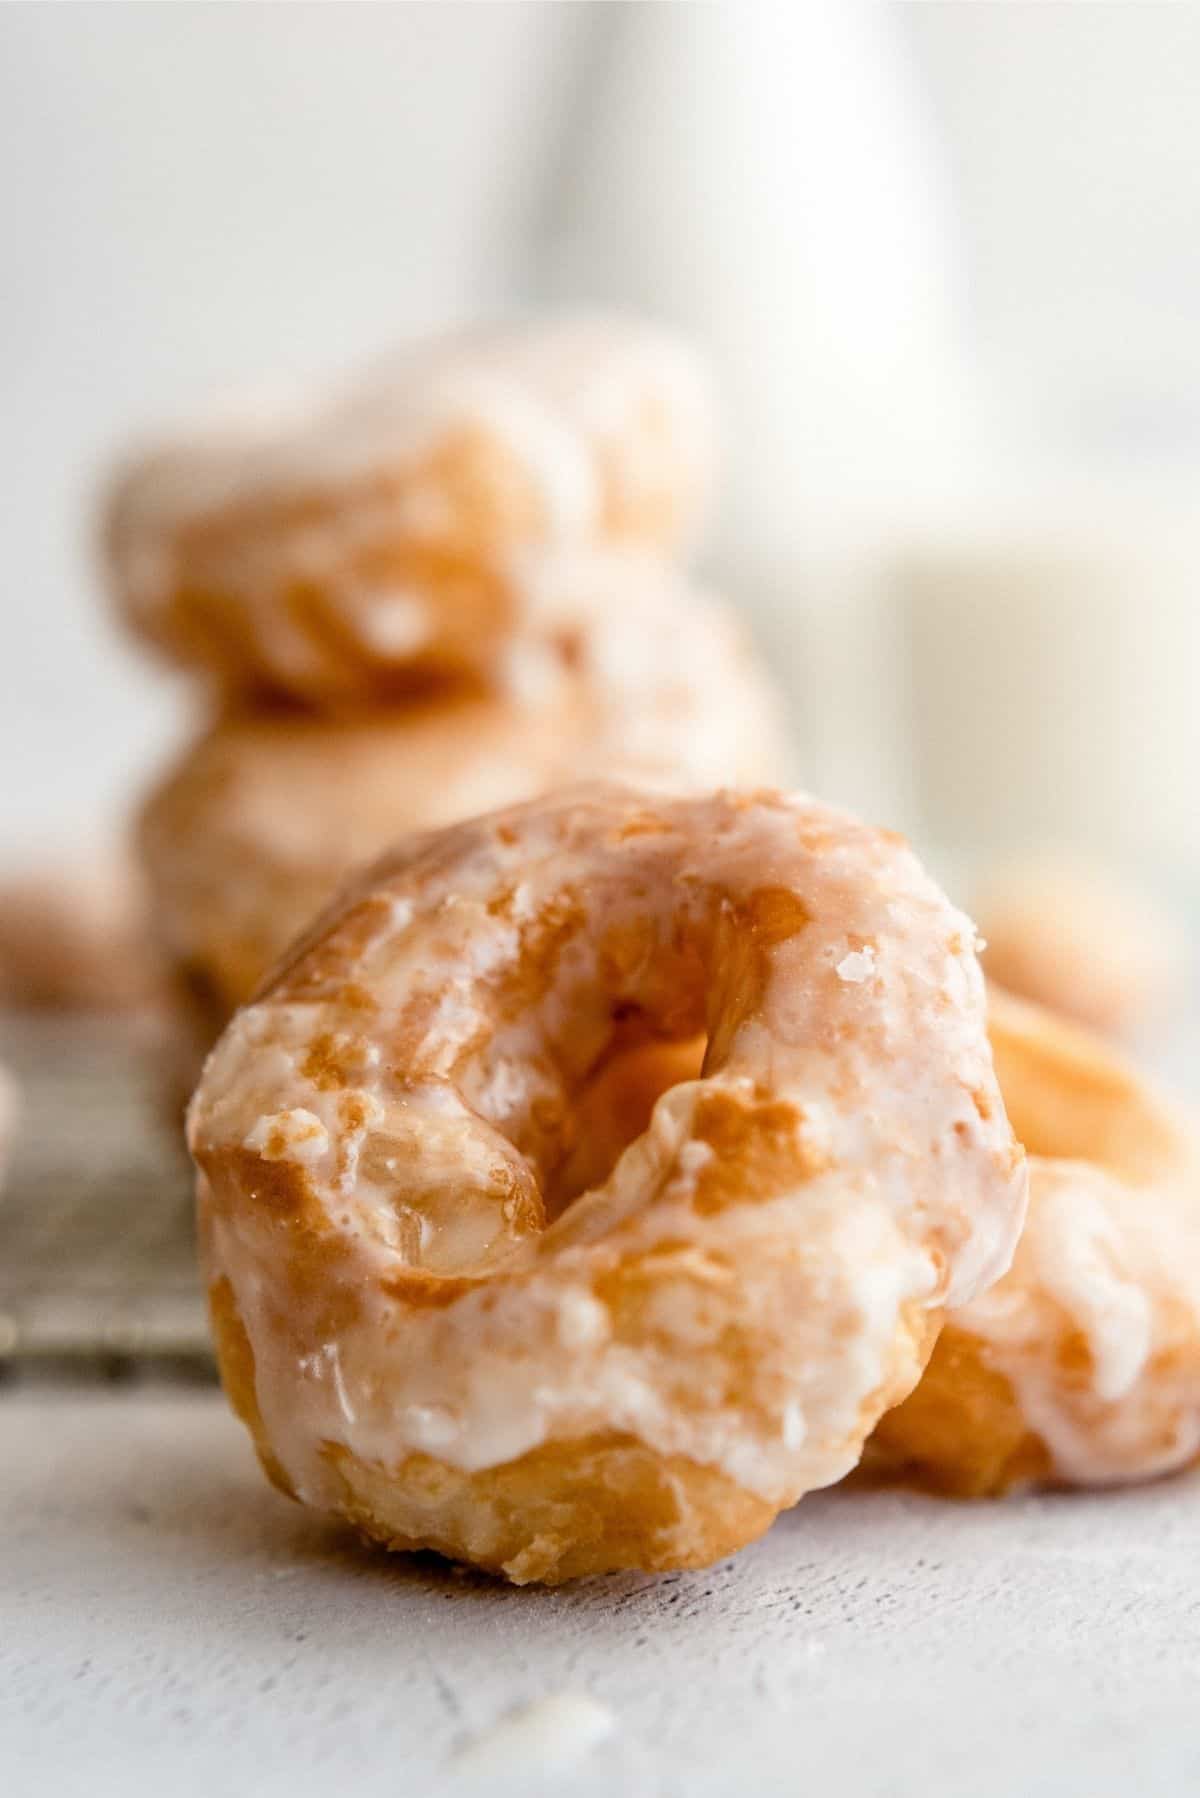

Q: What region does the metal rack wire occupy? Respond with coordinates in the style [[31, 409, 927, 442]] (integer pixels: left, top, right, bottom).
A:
[[0, 1012, 212, 1380]]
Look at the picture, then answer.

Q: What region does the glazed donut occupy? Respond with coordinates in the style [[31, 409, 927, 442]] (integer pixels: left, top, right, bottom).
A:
[[138, 587, 790, 1021], [139, 690, 575, 1024], [873, 988, 1200, 1492], [104, 317, 714, 702], [0, 849, 162, 1012], [188, 784, 1024, 1583], [548, 565, 793, 794], [973, 854, 1186, 1040]]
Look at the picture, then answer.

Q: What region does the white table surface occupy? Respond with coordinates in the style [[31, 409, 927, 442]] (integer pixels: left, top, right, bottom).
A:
[[4, 1391, 1200, 1798]]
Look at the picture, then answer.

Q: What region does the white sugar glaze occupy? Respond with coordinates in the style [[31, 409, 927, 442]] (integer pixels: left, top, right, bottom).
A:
[[450, 1693, 616, 1779], [190, 786, 1024, 1521], [107, 316, 716, 654], [953, 1156, 1200, 1484]]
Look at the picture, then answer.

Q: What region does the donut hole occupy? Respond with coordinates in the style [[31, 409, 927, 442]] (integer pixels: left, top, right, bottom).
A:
[[545, 1033, 707, 1219], [354, 931, 718, 1279], [358, 1034, 707, 1278], [353, 866, 795, 1276]]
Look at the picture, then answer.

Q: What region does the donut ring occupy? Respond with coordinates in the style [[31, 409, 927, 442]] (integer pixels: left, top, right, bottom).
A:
[[104, 318, 714, 702], [138, 588, 790, 1022], [139, 690, 577, 1024], [973, 855, 1186, 1040], [873, 989, 1200, 1492], [0, 850, 161, 1013], [546, 567, 793, 795], [188, 785, 1024, 1583]]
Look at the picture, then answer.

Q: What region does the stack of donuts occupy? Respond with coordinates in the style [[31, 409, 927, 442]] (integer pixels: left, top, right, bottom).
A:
[[110, 314, 1200, 1588], [103, 317, 790, 1046], [186, 782, 1200, 1585], [189, 784, 1030, 1582]]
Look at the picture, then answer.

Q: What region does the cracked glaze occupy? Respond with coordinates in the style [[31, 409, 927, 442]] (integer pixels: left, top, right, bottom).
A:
[[139, 582, 790, 1020], [105, 316, 714, 700], [189, 785, 1024, 1573], [878, 992, 1200, 1490]]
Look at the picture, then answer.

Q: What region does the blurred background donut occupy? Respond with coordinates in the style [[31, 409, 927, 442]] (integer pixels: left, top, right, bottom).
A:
[[103, 318, 715, 704], [136, 549, 790, 1036], [0, 848, 162, 1014], [971, 855, 1189, 1043]]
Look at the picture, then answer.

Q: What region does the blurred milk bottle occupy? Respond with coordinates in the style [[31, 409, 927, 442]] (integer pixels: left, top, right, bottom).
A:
[[893, 3, 1200, 888], [897, 480, 1200, 885], [540, 0, 972, 822]]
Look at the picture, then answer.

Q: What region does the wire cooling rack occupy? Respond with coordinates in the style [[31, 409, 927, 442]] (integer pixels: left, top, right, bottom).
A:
[[3, 968, 1197, 1385], [0, 1011, 213, 1380]]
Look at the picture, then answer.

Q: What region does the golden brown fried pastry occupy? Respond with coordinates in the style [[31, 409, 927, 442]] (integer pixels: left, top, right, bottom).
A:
[[0, 850, 161, 1011], [138, 588, 790, 1020], [873, 989, 1200, 1492], [104, 317, 714, 702], [188, 784, 1024, 1582], [974, 855, 1187, 1039], [139, 690, 573, 1024]]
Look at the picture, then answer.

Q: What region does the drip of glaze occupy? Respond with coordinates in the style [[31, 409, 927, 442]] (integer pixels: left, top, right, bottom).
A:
[[451, 1693, 616, 1781]]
